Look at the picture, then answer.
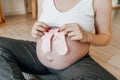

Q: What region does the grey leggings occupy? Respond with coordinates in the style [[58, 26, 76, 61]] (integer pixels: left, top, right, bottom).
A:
[[0, 37, 117, 80]]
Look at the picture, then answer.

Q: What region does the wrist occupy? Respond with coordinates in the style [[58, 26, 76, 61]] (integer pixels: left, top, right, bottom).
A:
[[86, 32, 94, 44], [80, 32, 93, 44]]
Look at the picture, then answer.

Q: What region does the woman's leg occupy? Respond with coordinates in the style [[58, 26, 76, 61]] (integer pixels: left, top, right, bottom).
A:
[[50, 55, 117, 80], [0, 37, 50, 80]]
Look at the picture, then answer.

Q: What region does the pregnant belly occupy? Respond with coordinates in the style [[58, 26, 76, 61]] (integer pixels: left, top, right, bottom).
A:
[[36, 36, 90, 70]]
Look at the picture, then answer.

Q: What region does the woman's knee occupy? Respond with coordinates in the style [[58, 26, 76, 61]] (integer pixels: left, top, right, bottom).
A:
[[0, 47, 14, 62], [0, 37, 11, 48], [0, 37, 17, 51], [0, 37, 15, 59]]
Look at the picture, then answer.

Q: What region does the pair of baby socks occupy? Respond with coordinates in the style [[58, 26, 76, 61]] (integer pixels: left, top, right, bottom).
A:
[[41, 29, 68, 56]]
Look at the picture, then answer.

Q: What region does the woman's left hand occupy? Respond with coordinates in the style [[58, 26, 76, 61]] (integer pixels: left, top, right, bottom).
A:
[[60, 23, 91, 43]]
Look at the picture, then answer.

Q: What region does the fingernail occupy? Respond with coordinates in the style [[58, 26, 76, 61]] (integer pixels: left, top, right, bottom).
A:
[[58, 29, 61, 32], [47, 27, 51, 32], [46, 29, 49, 32], [48, 27, 51, 30]]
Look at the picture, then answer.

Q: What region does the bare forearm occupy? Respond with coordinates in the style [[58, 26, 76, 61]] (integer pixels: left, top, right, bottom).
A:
[[87, 32, 111, 46]]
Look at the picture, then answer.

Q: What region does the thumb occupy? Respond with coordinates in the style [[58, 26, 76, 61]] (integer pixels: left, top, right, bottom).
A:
[[60, 25, 67, 32]]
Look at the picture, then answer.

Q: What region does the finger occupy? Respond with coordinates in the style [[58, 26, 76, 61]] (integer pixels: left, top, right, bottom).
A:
[[65, 28, 72, 35], [34, 21, 51, 32], [32, 34, 39, 38], [71, 35, 83, 41], [60, 23, 72, 31], [60, 26, 67, 32], [38, 22, 50, 29], [36, 31, 44, 36], [67, 32, 76, 38], [32, 34, 41, 39], [61, 25, 74, 35], [71, 36, 80, 41], [60, 23, 79, 32], [32, 30, 44, 37], [36, 25, 47, 32]]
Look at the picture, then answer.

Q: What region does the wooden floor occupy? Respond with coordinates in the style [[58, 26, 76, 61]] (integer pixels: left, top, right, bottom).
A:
[[0, 10, 120, 79], [0, 14, 36, 41]]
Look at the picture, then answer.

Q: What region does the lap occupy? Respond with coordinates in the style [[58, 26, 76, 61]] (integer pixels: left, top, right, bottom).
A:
[[0, 37, 49, 74], [49, 55, 117, 80]]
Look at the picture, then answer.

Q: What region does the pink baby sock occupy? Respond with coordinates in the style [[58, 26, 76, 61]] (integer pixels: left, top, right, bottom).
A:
[[53, 29, 68, 55], [41, 30, 53, 55]]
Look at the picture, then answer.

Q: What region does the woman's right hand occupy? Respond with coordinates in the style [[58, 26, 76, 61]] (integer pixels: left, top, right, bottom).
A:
[[31, 21, 50, 38]]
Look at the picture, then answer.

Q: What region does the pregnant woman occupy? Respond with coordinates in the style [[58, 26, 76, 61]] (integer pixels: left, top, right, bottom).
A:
[[0, 0, 117, 80]]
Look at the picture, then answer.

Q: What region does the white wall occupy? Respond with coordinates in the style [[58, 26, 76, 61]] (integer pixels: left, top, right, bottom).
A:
[[1, 0, 118, 16], [112, 0, 118, 6], [2, 0, 25, 16]]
